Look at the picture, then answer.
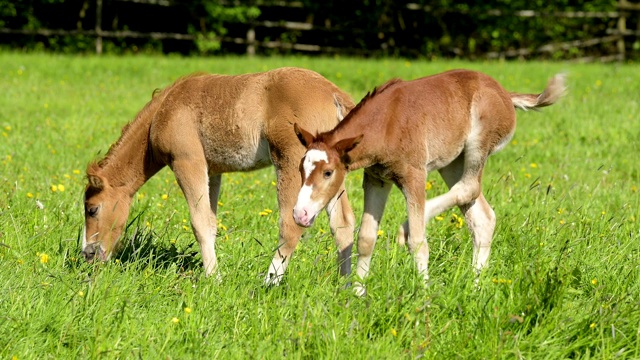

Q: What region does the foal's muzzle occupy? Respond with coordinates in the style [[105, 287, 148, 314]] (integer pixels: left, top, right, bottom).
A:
[[82, 242, 103, 262]]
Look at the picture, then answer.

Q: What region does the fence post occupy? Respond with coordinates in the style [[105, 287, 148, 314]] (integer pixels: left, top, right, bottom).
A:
[[246, 25, 255, 56], [95, 0, 103, 55]]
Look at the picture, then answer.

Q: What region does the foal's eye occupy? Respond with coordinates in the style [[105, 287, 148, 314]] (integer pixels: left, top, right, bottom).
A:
[[323, 170, 333, 179], [87, 206, 99, 217]]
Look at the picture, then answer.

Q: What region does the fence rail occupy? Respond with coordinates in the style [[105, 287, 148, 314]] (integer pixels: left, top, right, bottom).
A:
[[0, 0, 638, 60]]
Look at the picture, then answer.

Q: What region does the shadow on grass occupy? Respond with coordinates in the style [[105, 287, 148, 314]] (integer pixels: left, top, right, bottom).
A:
[[113, 223, 202, 273], [69, 211, 202, 274]]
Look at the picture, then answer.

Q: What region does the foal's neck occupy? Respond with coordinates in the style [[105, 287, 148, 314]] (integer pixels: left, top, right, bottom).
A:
[[329, 107, 382, 172], [101, 118, 163, 195]]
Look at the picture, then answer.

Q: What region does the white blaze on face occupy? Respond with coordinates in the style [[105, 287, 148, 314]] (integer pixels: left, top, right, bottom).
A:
[[294, 149, 328, 226], [82, 224, 87, 250]]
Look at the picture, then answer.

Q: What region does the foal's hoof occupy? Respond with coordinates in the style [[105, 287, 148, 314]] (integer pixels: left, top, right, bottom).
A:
[[353, 282, 367, 297], [205, 270, 223, 283], [264, 273, 283, 287]]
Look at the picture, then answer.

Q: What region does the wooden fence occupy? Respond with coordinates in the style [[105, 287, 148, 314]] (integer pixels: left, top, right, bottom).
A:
[[1, 0, 638, 61]]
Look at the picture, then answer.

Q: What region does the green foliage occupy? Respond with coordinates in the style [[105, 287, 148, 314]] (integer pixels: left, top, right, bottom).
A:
[[1, 0, 632, 58], [187, 2, 261, 54], [0, 53, 639, 358]]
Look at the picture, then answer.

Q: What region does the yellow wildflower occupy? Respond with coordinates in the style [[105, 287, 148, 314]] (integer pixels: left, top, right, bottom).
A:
[[184, 307, 192, 314], [377, 229, 384, 236], [39, 253, 49, 264], [161, 194, 168, 200], [171, 317, 180, 324], [57, 184, 65, 192], [26, 192, 33, 198], [591, 278, 597, 285], [390, 328, 397, 336], [73, 169, 81, 175], [590, 322, 596, 329], [51, 185, 58, 192]]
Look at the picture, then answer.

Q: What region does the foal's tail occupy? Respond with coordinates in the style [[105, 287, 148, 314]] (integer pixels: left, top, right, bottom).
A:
[[510, 73, 567, 111]]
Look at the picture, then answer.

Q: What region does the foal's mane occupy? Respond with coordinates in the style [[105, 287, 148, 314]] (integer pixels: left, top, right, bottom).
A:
[[316, 78, 401, 142], [88, 73, 207, 173], [353, 78, 401, 115]]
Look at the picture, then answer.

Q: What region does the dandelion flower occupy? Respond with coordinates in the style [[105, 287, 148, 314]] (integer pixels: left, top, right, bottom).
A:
[[39, 253, 49, 264], [377, 229, 384, 236], [77, 291, 85, 297], [161, 194, 168, 200], [530, 163, 538, 168], [51, 185, 58, 192], [26, 192, 33, 198], [73, 169, 81, 175], [590, 322, 596, 329], [171, 317, 180, 324], [591, 278, 597, 285], [57, 184, 65, 192], [184, 307, 192, 314], [390, 328, 397, 336]]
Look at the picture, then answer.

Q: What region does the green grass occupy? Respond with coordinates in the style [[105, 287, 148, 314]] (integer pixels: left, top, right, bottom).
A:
[[1, 53, 639, 359]]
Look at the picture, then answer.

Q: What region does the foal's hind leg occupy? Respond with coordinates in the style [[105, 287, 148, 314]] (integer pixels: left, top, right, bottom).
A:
[[325, 184, 356, 277], [398, 155, 496, 274], [397, 153, 483, 244]]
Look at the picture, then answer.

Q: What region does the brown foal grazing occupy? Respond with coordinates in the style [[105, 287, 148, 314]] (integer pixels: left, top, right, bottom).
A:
[[293, 69, 566, 295], [82, 67, 356, 284]]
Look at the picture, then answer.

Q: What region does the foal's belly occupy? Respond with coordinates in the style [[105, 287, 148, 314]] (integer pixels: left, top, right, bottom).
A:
[[202, 133, 272, 173]]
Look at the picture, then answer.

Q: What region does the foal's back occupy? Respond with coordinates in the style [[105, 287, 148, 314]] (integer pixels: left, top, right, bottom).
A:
[[149, 68, 350, 173], [369, 70, 517, 171]]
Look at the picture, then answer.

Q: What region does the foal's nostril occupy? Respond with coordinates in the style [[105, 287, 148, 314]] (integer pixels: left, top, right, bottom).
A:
[[82, 245, 97, 262]]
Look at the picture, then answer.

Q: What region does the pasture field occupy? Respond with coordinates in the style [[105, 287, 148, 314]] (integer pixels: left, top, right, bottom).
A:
[[0, 53, 639, 359]]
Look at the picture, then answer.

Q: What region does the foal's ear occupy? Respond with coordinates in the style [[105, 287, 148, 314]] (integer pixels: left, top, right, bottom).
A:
[[87, 173, 106, 191], [294, 123, 315, 148], [334, 134, 363, 156]]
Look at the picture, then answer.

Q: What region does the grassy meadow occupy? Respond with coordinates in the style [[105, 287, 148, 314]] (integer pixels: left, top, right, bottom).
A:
[[0, 53, 639, 359]]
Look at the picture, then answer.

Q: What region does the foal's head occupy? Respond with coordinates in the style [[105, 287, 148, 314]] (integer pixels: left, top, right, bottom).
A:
[[292, 123, 362, 227], [82, 164, 132, 262]]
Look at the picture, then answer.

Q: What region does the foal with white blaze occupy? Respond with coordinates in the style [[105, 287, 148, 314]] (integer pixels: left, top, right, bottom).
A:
[[293, 69, 566, 294], [82, 67, 356, 284]]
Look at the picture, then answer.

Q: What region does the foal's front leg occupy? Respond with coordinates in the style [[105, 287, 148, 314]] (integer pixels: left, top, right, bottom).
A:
[[172, 159, 218, 277], [325, 184, 356, 277], [354, 172, 392, 296], [264, 165, 304, 285], [399, 170, 429, 283]]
